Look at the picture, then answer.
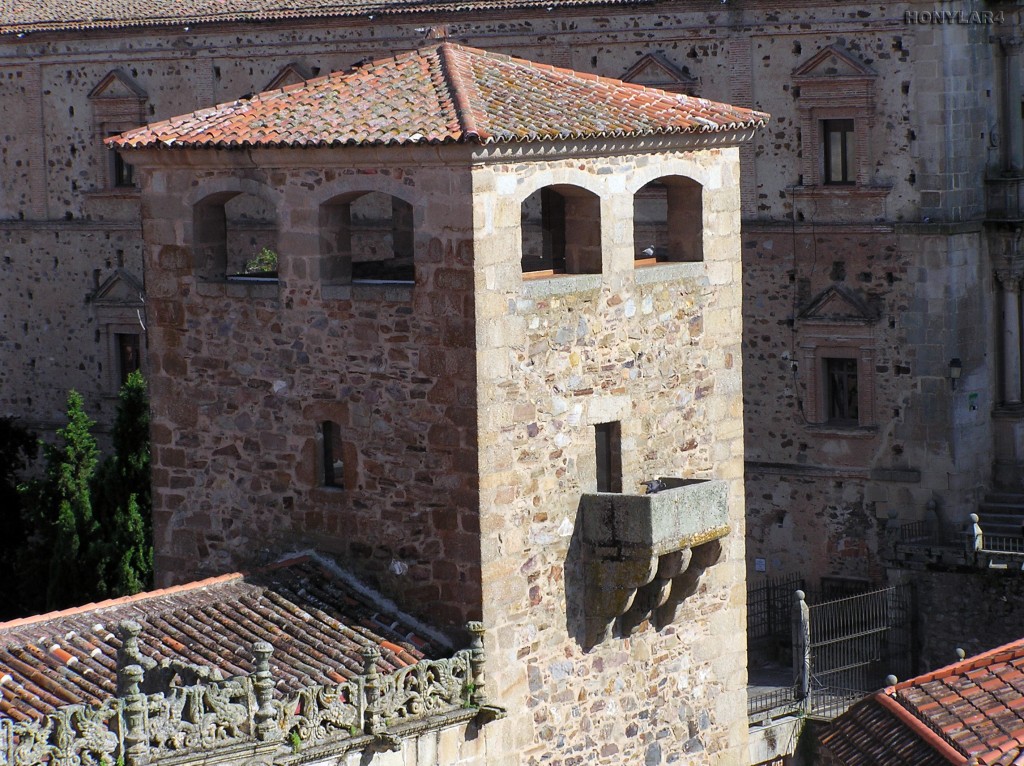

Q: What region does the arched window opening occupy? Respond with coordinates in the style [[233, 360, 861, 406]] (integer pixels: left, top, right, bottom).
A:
[[320, 191, 415, 286], [194, 191, 278, 281], [633, 176, 703, 266], [521, 185, 601, 276]]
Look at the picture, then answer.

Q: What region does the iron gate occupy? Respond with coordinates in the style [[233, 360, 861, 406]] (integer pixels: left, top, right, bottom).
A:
[[799, 585, 914, 718]]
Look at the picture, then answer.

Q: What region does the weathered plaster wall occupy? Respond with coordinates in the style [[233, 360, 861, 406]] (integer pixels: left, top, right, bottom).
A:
[[742, 223, 994, 581], [471, 146, 748, 764]]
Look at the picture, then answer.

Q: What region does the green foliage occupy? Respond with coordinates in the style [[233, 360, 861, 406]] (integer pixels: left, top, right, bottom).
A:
[[21, 390, 100, 611], [243, 246, 278, 275], [93, 371, 153, 599], [288, 730, 302, 753], [18, 375, 153, 615]]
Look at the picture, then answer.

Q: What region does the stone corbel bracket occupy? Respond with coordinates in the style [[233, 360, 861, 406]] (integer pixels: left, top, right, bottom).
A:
[[580, 479, 729, 647]]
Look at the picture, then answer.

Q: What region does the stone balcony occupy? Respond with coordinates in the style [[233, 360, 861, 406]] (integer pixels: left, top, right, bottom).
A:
[[986, 174, 1024, 222], [578, 478, 730, 646]]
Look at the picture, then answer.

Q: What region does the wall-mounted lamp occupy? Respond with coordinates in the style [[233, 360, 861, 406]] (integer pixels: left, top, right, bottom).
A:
[[949, 358, 963, 390]]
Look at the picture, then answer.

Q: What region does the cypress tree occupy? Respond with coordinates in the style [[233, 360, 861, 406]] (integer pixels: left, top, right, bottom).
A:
[[93, 371, 152, 597], [21, 390, 101, 611]]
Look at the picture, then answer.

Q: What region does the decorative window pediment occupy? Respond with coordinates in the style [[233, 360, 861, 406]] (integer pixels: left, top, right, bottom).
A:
[[798, 285, 877, 324], [88, 69, 149, 105], [89, 269, 147, 394], [793, 45, 876, 86], [90, 71, 147, 192], [797, 285, 877, 429], [90, 268, 145, 308], [791, 46, 883, 194], [621, 53, 697, 94], [263, 63, 314, 92]]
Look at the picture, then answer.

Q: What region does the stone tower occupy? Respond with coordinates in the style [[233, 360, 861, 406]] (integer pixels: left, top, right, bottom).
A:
[[114, 43, 766, 763]]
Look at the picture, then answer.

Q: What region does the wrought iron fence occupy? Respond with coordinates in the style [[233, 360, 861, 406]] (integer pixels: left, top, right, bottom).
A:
[[747, 573, 805, 657], [897, 518, 1024, 554], [802, 585, 913, 719], [749, 582, 913, 723], [747, 685, 800, 720]]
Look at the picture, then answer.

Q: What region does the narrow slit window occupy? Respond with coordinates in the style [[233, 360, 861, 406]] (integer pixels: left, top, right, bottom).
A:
[[595, 421, 622, 493], [322, 421, 345, 488]]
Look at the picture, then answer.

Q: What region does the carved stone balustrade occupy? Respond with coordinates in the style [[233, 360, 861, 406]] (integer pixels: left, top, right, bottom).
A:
[[579, 478, 729, 646], [0, 621, 504, 766]]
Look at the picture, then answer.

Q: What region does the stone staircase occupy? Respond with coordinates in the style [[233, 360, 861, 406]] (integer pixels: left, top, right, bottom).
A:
[[977, 491, 1024, 539]]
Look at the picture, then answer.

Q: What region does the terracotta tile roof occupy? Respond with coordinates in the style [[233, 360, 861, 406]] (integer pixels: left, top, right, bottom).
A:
[[107, 42, 768, 150], [822, 637, 1024, 766], [1, 0, 650, 35], [0, 553, 448, 721]]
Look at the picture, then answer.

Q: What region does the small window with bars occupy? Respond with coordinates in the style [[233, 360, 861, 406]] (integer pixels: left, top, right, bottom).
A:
[[825, 357, 859, 425]]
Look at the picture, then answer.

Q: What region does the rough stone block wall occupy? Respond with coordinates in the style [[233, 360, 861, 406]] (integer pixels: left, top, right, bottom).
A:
[[141, 158, 481, 629], [911, 570, 1024, 673], [0, 224, 143, 436], [742, 225, 993, 583], [471, 146, 748, 764]]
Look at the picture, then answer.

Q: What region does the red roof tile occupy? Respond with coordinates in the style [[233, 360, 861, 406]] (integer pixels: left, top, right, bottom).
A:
[[107, 42, 768, 151], [822, 637, 1024, 766], [0, 553, 449, 720], [2, 0, 649, 35]]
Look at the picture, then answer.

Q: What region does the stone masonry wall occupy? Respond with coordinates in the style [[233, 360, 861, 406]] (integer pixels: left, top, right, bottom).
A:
[[0, 223, 144, 436], [743, 224, 994, 582], [140, 152, 481, 629], [0, 0, 980, 442], [910, 569, 1024, 673], [471, 145, 748, 765], [0, 0, 1017, 681]]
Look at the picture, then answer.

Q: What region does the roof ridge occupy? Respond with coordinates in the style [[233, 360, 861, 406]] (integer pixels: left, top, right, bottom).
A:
[[874, 692, 967, 764], [436, 42, 480, 142], [894, 638, 1024, 689]]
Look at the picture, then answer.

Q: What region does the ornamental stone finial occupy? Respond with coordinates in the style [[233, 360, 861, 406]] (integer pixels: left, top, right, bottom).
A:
[[252, 641, 279, 742], [467, 621, 487, 706]]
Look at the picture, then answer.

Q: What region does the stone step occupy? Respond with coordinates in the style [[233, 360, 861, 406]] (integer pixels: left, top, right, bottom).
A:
[[983, 492, 1024, 505], [978, 501, 1024, 516]]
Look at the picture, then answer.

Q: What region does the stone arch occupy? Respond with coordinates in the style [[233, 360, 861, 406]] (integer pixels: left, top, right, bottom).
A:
[[318, 183, 420, 285], [632, 174, 704, 264], [508, 167, 605, 208], [520, 183, 602, 276], [190, 179, 282, 281]]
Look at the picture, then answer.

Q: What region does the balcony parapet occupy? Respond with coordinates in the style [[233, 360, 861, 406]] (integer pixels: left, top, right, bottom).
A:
[[887, 514, 1024, 571], [579, 478, 729, 646]]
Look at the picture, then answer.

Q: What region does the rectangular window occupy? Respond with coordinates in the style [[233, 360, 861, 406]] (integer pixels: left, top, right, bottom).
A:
[[595, 421, 622, 493], [108, 133, 134, 188], [825, 357, 859, 425], [822, 119, 855, 185], [115, 333, 141, 386], [322, 421, 344, 488]]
